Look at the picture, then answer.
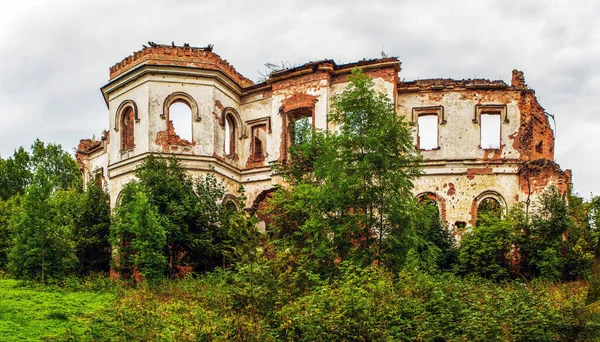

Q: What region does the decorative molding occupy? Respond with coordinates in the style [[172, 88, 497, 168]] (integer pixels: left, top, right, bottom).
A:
[[162, 92, 200, 121], [221, 107, 245, 139], [411, 106, 445, 125], [244, 117, 272, 137], [114, 100, 139, 131], [473, 104, 509, 124]]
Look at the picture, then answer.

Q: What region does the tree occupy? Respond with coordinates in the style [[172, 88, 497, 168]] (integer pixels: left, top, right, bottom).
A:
[[128, 190, 167, 281], [112, 155, 239, 278], [0, 147, 32, 200], [457, 205, 523, 281], [269, 68, 421, 274], [73, 182, 111, 275], [30, 139, 81, 191], [519, 186, 570, 280], [587, 196, 600, 305], [0, 196, 21, 271], [8, 170, 76, 282]]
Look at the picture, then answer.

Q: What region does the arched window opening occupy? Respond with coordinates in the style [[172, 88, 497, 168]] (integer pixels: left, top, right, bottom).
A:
[[225, 115, 236, 156], [477, 197, 502, 224], [169, 102, 193, 142], [417, 196, 441, 224], [120, 107, 135, 151]]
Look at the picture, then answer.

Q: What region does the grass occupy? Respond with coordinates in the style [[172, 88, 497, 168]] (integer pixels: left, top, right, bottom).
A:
[[0, 278, 115, 341]]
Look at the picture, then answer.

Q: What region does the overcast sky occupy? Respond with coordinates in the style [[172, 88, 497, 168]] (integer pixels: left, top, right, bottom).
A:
[[0, 0, 598, 196]]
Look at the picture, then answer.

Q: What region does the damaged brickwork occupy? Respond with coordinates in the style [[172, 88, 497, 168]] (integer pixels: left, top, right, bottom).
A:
[[78, 42, 571, 234]]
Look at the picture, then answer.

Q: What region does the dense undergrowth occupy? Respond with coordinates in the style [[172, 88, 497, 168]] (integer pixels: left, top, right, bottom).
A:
[[30, 267, 596, 342]]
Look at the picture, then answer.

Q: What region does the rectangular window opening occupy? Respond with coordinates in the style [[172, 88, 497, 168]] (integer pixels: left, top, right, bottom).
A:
[[480, 113, 501, 149], [418, 115, 438, 150], [251, 125, 267, 160]]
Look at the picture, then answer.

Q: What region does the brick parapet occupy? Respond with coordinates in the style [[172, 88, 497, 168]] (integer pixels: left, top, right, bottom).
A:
[[109, 44, 254, 87]]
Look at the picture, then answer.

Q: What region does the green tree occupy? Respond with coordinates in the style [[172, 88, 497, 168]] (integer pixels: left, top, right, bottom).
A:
[[128, 190, 167, 281], [30, 139, 81, 191], [587, 196, 600, 305], [8, 170, 76, 282], [519, 186, 570, 280], [0, 147, 32, 200], [0, 196, 21, 271], [457, 205, 523, 281], [269, 68, 421, 274], [73, 182, 111, 275], [114, 155, 238, 277]]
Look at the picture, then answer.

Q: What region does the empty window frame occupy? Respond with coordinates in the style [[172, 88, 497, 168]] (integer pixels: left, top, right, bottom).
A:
[[292, 116, 312, 145], [418, 115, 438, 150], [251, 124, 267, 160], [286, 108, 313, 149], [225, 115, 236, 156], [474, 104, 508, 150], [169, 102, 193, 142], [480, 113, 501, 149]]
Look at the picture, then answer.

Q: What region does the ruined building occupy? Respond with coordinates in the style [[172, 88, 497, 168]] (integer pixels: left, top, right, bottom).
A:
[[77, 43, 571, 230]]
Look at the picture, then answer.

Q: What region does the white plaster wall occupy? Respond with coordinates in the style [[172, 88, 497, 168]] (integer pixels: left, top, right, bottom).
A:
[[397, 90, 522, 161], [107, 80, 150, 165]]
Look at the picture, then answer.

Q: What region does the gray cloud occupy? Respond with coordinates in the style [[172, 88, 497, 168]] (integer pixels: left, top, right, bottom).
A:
[[0, 0, 598, 196]]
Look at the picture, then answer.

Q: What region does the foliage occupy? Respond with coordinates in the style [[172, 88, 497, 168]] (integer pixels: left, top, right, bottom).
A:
[[587, 195, 600, 305], [8, 170, 77, 283], [52, 266, 599, 342], [111, 155, 245, 280], [0, 196, 20, 271], [270, 68, 422, 277], [0, 140, 81, 201], [73, 182, 111, 276], [409, 200, 457, 272], [0, 147, 31, 200], [30, 139, 82, 191], [457, 205, 523, 281], [128, 189, 167, 281]]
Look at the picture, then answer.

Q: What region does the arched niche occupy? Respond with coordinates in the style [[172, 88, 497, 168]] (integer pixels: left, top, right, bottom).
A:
[[162, 92, 200, 121]]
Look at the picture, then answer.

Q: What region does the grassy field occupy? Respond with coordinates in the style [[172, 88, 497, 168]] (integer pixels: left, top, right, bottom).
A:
[[0, 278, 115, 341]]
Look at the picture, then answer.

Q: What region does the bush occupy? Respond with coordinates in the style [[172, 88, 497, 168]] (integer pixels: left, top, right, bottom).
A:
[[457, 210, 516, 281]]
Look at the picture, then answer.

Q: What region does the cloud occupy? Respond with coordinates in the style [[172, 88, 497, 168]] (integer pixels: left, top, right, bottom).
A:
[[0, 0, 598, 196]]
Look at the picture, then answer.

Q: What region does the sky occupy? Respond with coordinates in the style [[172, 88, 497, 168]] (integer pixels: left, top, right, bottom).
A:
[[0, 0, 598, 197]]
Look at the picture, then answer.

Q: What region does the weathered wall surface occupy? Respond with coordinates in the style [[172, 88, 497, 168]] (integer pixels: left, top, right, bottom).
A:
[[77, 44, 571, 231]]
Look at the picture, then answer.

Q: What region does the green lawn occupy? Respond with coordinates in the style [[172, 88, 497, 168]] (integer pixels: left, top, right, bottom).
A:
[[0, 278, 114, 341]]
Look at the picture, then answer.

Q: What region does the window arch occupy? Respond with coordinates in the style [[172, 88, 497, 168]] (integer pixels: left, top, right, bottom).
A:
[[416, 192, 446, 221], [162, 92, 200, 121], [222, 194, 240, 212], [472, 190, 508, 225], [114, 100, 138, 151]]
